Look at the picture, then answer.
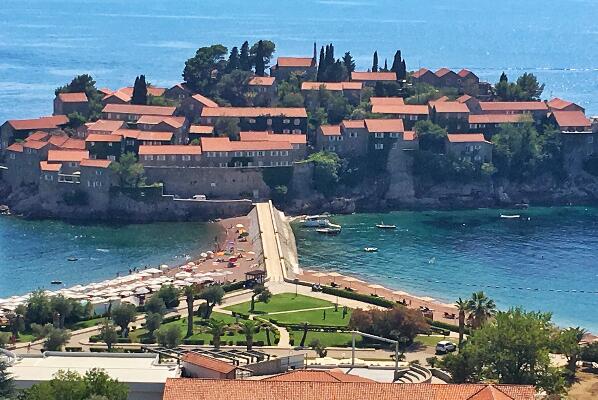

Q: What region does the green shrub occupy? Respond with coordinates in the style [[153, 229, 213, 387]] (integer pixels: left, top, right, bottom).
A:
[[222, 281, 245, 292], [321, 287, 394, 308]]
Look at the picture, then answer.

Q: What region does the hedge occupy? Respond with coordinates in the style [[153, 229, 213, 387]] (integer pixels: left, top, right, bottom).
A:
[[65, 346, 83, 352], [321, 287, 395, 308], [183, 338, 205, 345], [426, 318, 469, 335], [222, 281, 246, 292]]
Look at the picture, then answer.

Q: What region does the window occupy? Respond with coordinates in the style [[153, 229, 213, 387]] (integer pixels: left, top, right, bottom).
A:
[[90, 142, 95, 146], [281, 161, 289, 166], [327, 145, 336, 151], [234, 161, 242, 167], [392, 142, 398, 149], [9, 153, 15, 159], [409, 115, 417, 121], [107, 155, 116, 161], [271, 150, 279, 156], [69, 162, 77, 167], [281, 150, 289, 156], [170, 155, 176, 161], [235, 151, 243, 157], [182, 155, 191, 161], [474, 145, 481, 150], [211, 182, 216, 187], [293, 129, 302, 134], [246, 151, 254, 157], [349, 131, 358, 138], [157, 155, 166, 161], [588, 137, 594, 144], [267, 119, 272, 126], [374, 143, 384, 150], [283, 129, 290, 134], [248, 118, 256, 124], [389, 132, 397, 138], [219, 163, 227, 168], [144, 155, 153, 161], [220, 152, 228, 157], [375, 132, 384, 138], [95, 170, 103, 176], [44, 174, 53, 181], [126, 140, 134, 145], [257, 151, 265, 156], [108, 142, 113, 147], [474, 155, 481, 161], [294, 119, 300, 125], [283, 119, 290, 124]]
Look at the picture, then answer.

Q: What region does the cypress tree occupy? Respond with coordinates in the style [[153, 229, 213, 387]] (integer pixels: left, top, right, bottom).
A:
[[132, 74, 147, 105], [372, 51, 378, 72], [317, 46, 325, 82], [239, 41, 251, 71], [499, 72, 508, 83], [254, 40, 266, 76], [226, 46, 240, 73], [342, 51, 356, 73], [400, 59, 407, 80], [383, 59, 388, 72], [391, 50, 401, 75]]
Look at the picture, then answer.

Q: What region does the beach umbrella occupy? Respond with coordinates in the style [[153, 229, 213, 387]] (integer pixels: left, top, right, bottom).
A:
[[134, 287, 150, 295], [145, 268, 161, 275], [343, 276, 360, 288], [119, 291, 134, 297], [368, 284, 385, 295], [328, 272, 342, 282], [312, 272, 328, 283], [200, 253, 208, 258], [175, 271, 192, 279], [160, 264, 169, 270], [235, 223, 245, 228]]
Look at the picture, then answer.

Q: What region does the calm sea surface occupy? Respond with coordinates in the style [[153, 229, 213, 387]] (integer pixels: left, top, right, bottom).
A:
[[294, 208, 598, 332], [0, 217, 220, 297], [0, 0, 598, 122]]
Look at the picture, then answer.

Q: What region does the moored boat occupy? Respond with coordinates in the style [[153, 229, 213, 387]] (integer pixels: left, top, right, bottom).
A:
[[364, 247, 378, 252], [316, 227, 341, 235], [301, 215, 332, 227], [376, 222, 397, 229]]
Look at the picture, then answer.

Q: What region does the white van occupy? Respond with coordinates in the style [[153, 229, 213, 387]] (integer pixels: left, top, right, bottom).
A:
[[435, 340, 457, 354]]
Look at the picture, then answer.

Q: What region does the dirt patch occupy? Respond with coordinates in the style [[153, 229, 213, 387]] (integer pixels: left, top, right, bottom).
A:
[[567, 372, 598, 400]]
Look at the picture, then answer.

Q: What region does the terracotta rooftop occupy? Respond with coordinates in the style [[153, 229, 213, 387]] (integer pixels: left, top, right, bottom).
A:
[[86, 119, 126, 133], [47, 135, 70, 147], [457, 94, 473, 103], [40, 161, 61, 172], [432, 101, 470, 113], [189, 125, 215, 135], [6, 143, 23, 152], [22, 140, 48, 150], [276, 57, 314, 68], [7, 115, 68, 131], [370, 97, 405, 106], [351, 71, 397, 82], [86, 134, 122, 143], [57, 92, 88, 103], [264, 369, 373, 383], [161, 379, 535, 400], [182, 353, 237, 374], [190, 94, 219, 108], [319, 125, 341, 136], [113, 129, 141, 139], [26, 131, 50, 142], [342, 120, 366, 129], [201, 107, 307, 118], [551, 110, 592, 129], [118, 86, 166, 98], [200, 137, 293, 152], [102, 104, 176, 116], [239, 132, 307, 144], [103, 90, 131, 103], [404, 131, 416, 141], [47, 150, 89, 162], [468, 114, 532, 124], [457, 69, 476, 78], [249, 76, 276, 86], [435, 67, 454, 77], [301, 82, 363, 91], [479, 102, 548, 112], [60, 138, 86, 150], [547, 97, 580, 111], [137, 115, 186, 129], [137, 131, 174, 142], [80, 159, 112, 168], [412, 68, 431, 79], [372, 104, 429, 115], [365, 119, 405, 133], [139, 145, 202, 155], [447, 133, 491, 144]]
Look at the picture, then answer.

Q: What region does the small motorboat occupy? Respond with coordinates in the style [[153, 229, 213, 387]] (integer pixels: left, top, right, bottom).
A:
[[316, 227, 341, 235], [67, 257, 78, 261], [376, 222, 397, 229], [301, 215, 332, 227], [500, 214, 521, 219], [50, 280, 63, 285], [364, 247, 378, 252]]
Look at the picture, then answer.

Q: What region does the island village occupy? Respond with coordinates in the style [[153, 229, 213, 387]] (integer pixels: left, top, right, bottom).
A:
[[0, 42, 597, 400]]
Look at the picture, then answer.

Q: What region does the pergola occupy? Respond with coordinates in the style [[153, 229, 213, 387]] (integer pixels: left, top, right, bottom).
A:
[[245, 269, 266, 285]]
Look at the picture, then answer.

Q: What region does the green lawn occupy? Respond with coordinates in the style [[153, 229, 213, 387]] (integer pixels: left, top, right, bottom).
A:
[[225, 293, 334, 315], [289, 329, 362, 348], [414, 334, 452, 347], [68, 317, 107, 330], [267, 308, 352, 327]]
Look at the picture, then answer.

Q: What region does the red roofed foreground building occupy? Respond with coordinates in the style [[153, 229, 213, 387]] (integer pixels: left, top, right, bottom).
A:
[[446, 134, 493, 164], [54, 92, 89, 116], [270, 57, 316, 80], [162, 379, 535, 400], [1, 115, 69, 150], [200, 107, 308, 134]]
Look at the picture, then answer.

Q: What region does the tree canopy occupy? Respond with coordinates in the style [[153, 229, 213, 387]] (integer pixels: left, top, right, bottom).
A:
[[110, 153, 145, 188], [494, 72, 544, 101], [131, 75, 148, 105]]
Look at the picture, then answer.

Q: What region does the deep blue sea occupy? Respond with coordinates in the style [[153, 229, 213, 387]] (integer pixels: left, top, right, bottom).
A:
[[0, 217, 220, 298], [1, 0, 598, 123], [295, 208, 598, 332]]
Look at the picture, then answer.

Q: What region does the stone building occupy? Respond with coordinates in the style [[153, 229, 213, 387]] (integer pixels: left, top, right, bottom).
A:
[[445, 134, 493, 164], [53, 92, 89, 116], [200, 107, 308, 134], [270, 57, 316, 80]]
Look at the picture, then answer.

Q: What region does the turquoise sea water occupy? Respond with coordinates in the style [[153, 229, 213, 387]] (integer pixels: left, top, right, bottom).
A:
[[294, 208, 598, 332], [1, 0, 598, 123], [0, 217, 221, 297]]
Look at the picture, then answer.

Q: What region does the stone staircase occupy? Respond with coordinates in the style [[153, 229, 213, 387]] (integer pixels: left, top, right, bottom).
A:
[[395, 364, 433, 383]]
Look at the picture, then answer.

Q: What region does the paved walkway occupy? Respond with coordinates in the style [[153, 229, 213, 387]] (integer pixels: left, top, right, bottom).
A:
[[255, 202, 285, 283]]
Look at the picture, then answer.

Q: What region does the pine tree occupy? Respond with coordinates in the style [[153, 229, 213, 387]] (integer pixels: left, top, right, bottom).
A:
[[239, 41, 251, 71], [131, 75, 147, 105], [399, 59, 407, 80], [342, 51, 356, 73], [372, 51, 379, 72], [317, 46, 325, 82], [391, 50, 402, 76], [383, 59, 388, 72], [254, 40, 266, 76], [313, 42, 317, 60], [226, 46, 240, 73], [0, 361, 15, 399], [499, 72, 508, 83]]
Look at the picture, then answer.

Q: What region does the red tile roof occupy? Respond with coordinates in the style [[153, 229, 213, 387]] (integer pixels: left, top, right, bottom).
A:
[[468, 385, 516, 400], [547, 97, 579, 110], [342, 120, 366, 129], [182, 353, 237, 374], [370, 97, 405, 106], [457, 95, 472, 103], [264, 369, 373, 383], [80, 159, 112, 168], [447, 133, 490, 144], [47, 150, 89, 162], [412, 68, 430, 79], [47, 135, 70, 147], [137, 131, 174, 142], [113, 129, 141, 139], [162, 380, 535, 400], [301, 82, 363, 91], [86, 134, 122, 143], [365, 119, 404, 133], [372, 104, 429, 115], [86, 120, 126, 133], [479, 102, 548, 112], [351, 71, 396, 82], [201, 137, 293, 152], [57, 92, 88, 103], [118, 86, 166, 98], [404, 131, 416, 141], [189, 125, 215, 135], [239, 132, 307, 144], [190, 94, 219, 108], [139, 145, 201, 155], [201, 107, 307, 118], [276, 57, 314, 68], [435, 68, 456, 78], [137, 115, 186, 129], [198, 137, 231, 152], [103, 90, 131, 103], [468, 114, 532, 124], [249, 77, 276, 86], [61, 138, 86, 150], [40, 161, 61, 172], [22, 140, 48, 150], [551, 110, 592, 129], [6, 143, 23, 153], [457, 69, 475, 78], [102, 104, 176, 116], [26, 131, 50, 142], [7, 115, 68, 131], [432, 101, 470, 113], [319, 125, 341, 136]]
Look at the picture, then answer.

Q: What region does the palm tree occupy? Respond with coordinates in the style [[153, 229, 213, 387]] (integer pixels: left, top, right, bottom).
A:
[[183, 284, 198, 338], [240, 320, 257, 351], [262, 323, 276, 346], [207, 319, 227, 349], [455, 297, 469, 348], [467, 291, 496, 329], [299, 322, 309, 347]]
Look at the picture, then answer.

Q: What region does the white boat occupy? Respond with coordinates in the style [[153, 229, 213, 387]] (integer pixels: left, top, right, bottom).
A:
[[316, 227, 341, 235], [301, 215, 332, 227], [364, 247, 378, 252], [376, 222, 397, 229], [500, 214, 521, 219]]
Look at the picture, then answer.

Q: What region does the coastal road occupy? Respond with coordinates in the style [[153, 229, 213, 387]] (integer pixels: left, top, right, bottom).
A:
[[256, 202, 285, 283]]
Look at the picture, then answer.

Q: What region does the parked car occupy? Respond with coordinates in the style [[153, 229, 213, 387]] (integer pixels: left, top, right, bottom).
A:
[[435, 340, 457, 354]]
